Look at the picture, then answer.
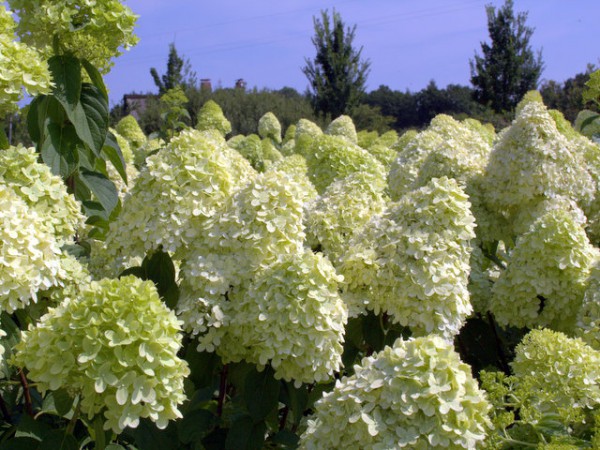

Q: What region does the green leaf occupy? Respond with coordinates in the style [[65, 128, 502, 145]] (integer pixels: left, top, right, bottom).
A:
[[119, 266, 146, 279], [270, 430, 300, 448], [27, 95, 46, 144], [244, 366, 280, 421], [71, 84, 109, 155], [184, 347, 221, 389], [40, 122, 80, 178], [281, 382, 308, 426], [142, 250, 180, 309], [41, 389, 75, 417], [225, 416, 266, 450], [39, 430, 78, 450], [81, 59, 108, 101], [0, 438, 39, 450], [178, 409, 218, 444], [48, 55, 82, 115], [15, 414, 51, 441], [79, 168, 118, 214], [580, 113, 600, 131], [102, 132, 127, 184], [123, 418, 179, 450], [82, 200, 110, 221]]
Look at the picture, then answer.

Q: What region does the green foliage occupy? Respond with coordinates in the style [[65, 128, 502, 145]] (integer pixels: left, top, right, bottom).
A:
[[470, 0, 544, 112], [303, 9, 370, 118]]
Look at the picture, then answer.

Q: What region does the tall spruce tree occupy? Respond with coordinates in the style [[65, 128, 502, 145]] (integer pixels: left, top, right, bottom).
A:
[[150, 43, 197, 95], [470, 0, 543, 112], [303, 9, 370, 118]]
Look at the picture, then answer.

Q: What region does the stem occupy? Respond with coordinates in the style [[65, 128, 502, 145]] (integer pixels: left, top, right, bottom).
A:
[[0, 392, 12, 423], [279, 406, 289, 431], [18, 370, 33, 417], [217, 364, 228, 417], [486, 312, 511, 374], [65, 398, 80, 435]]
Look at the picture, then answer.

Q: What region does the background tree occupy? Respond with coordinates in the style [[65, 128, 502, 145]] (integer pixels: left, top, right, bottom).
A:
[[470, 0, 543, 112], [540, 64, 597, 121], [150, 43, 197, 94], [303, 9, 370, 118]]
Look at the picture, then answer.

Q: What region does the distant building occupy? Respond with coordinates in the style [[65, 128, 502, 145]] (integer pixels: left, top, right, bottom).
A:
[[200, 79, 212, 91], [123, 94, 153, 120]]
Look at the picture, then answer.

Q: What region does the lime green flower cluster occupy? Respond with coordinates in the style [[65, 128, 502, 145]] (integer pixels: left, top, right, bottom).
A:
[[388, 114, 491, 201], [211, 251, 347, 386], [115, 115, 147, 155], [229, 134, 264, 171], [105, 130, 251, 268], [266, 155, 318, 203], [178, 170, 307, 338], [325, 115, 358, 144], [0, 146, 89, 312], [0, 146, 83, 244], [0, 6, 51, 116], [258, 112, 282, 143], [483, 97, 595, 232], [7, 0, 138, 73], [357, 130, 379, 148], [490, 208, 597, 332], [195, 100, 232, 137], [13, 276, 189, 433], [482, 329, 600, 448], [340, 177, 476, 338], [293, 118, 322, 158], [305, 172, 387, 264], [300, 335, 491, 449], [305, 134, 386, 194]]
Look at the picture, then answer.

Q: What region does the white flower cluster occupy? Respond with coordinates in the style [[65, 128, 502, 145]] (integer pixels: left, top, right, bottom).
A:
[[511, 329, 600, 414], [483, 98, 595, 232], [266, 155, 318, 204], [0, 146, 88, 312], [7, 0, 138, 73], [388, 114, 491, 201], [325, 115, 358, 144], [305, 134, 386, 194], [195, 100, 232, 137], [105, 130, 253, 268], [211, 250, 347, 386], [340, 177, 476, 338], [305, 171, 387, 264], [258, 112, 282, 143], [0, 6, 51, 116], [12, 276, 190, 433], [300, 335, 491, 449], [177, 170, 307, 337], [489, 208, 597, 332]]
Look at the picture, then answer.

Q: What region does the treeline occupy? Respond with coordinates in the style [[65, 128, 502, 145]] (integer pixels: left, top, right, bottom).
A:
[[109, 65, 596, 137]]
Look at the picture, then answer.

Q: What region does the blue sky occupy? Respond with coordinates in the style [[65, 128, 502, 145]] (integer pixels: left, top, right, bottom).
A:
[[104, 0, 598, 107]]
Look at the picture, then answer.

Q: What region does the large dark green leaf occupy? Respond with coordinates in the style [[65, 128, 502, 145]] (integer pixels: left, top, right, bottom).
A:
[[79, 168, 118, 214], [281, 382, 308, 426], [0, 438, 40, 450], [123, 418, 179, 450], [48, 55, 81, 115], [244, 366, 280, 421], [40, 122, 80, 178], [142, 250, 179, 309], [0, 126, 8, 150], [102, 132, 127, 184], [71, 84, 109, 155], [28, 96, 67, 147], [225, 415, 266, 450], [81, 58, 108, 101], [39, 431, 78, 450], [178, 409, 218, 444]]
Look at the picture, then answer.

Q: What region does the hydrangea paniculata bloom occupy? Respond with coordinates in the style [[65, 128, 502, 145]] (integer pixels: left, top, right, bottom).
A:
[[0, 6, 51, 115], [208, 250, 347, 386], [300, 335, 491, 449], [305, 134, 386, 194], [7, 0, 138, 73], [195, 100, 232, 137], [258, 111, 282, 143], [115, 115, 147, 152], [482, 97, 595, 233], [305, 171, 387, 265], [12, 276, 189, 433], [388, 114, 490, 201], [340, 177, 476, 338], [104, 129, 245, 266], [490, 208, 597, 332], [325, 115, 358, 144]]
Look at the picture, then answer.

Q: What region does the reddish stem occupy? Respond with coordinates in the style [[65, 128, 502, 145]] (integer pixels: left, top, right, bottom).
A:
[[19, 370, 33, 417]]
